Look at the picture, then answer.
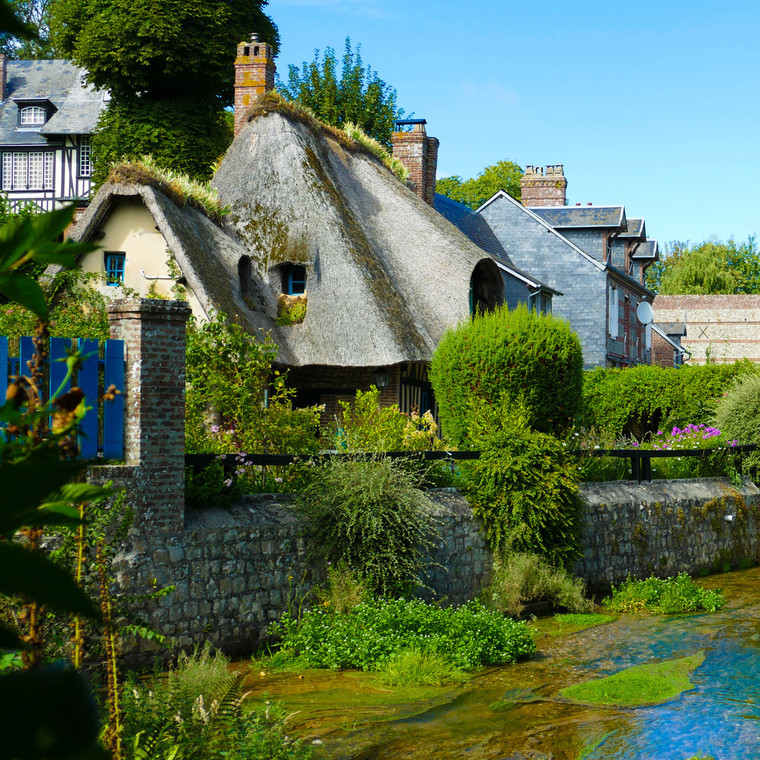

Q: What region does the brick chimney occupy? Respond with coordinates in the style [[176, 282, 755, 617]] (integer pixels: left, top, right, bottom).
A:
[[391, 119, 439, 205], [520, 164, 567, 207], [0, 55, 7, 103], [234, 33, 275, 137]]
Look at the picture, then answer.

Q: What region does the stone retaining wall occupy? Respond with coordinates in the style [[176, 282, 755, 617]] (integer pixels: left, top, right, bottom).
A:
[[99, 300, 760, 663]]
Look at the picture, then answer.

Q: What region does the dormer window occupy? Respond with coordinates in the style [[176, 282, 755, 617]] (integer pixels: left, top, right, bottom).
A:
[[282, 264, 306, 295], [19, 106, 46, 126]]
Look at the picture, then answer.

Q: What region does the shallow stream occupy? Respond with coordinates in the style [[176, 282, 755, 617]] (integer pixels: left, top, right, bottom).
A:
[[243, 569, 760, 759]]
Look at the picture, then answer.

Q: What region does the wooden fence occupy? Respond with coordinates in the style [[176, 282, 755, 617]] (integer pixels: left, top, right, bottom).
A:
[[0, 336, 125, 460]]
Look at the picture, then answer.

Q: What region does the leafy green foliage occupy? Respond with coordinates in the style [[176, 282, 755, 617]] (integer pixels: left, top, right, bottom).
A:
[[185, 312, 321, 457], [123, 645, 317, 760], [315, 562, 370, 615], [272, 597, 536, 670], [0, 269, 111, 347], [0, 0, 46, 58], [436, 159, 523, 209], [279, 38, 402, 148], [462, 400, 582, 568], [580, 361, 757, 440], [92, 97, 233, 184], [646, 237, 760, 294], [374, 648, 467, 687], [50, 0, 278, 101], [296, 458, 439, 596], [714, 372, 760, 474], [51, 0, 277, 181], [0, 204, 108, 758], [482, 552, 592, 617], [603, 573, 725, 614], [430, 304, 583, 445]]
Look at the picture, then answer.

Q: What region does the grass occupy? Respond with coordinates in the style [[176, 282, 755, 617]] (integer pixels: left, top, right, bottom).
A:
[[483, 552, 594, 617], [559, 651, 705, 706], [374, 649, 468, 687], [603, 573, 726, 614], [539, 613, 615, 637]]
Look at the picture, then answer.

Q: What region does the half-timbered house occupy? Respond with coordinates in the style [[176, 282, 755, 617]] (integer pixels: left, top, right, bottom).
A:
[[0, 56, 105, 212]]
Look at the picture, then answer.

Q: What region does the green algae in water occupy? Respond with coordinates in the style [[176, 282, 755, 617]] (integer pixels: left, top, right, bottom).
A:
[[488, 687, 542, 712], [559, 651, 705, 707]]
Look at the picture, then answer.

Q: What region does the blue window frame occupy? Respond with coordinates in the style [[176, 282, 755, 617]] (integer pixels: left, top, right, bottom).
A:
[[105, 252, 125, 286], [282, 264, 306, 295]]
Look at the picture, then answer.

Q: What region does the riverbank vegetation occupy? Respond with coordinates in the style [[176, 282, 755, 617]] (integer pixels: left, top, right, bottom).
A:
[[603, 573, 725, 614]]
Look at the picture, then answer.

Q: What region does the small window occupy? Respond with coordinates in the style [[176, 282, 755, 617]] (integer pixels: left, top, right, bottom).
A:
[[105, 252, 125, 286], [20, 106, 46, 126], [79, 136, 92, 177], [282, 264, 306, 295]]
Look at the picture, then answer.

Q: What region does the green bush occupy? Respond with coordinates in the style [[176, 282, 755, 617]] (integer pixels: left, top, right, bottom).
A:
[[430, 303, 583, 445], [714, 372, 760, 474], [296, 458, 438, 596], [462, 399, 582, 567], [603, 573, 725, 614], [483, 552, 592, 617], [581, 361, 757, 440], [271, 597, 536, 670], [122, 645, 317, 760]]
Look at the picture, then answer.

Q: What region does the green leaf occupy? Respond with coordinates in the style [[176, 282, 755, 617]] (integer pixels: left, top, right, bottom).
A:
[[45, 483, 116, 506], [0, 0, 35, 39], [0, 622, 23, 651], [0, 665, 102, 760], [0, 542, 100, 620], [0, 455, 84, 533], [0, 273, 47, 320]]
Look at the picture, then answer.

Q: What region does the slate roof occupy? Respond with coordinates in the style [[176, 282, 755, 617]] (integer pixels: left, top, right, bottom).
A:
[[655, 322, 687, 337], [620, 218, 645, 239], [530, 205, 626, 229], [435, 192, 558, 293], [0, 59, 105, 145], [631, 239, 659, 259]]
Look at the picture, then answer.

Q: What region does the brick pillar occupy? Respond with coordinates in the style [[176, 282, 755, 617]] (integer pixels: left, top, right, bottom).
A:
[[234, 34, 276, 137], [0, 55, 7, 103], [391, 120, 439, 206], [521, 164, 567, 207], [107, 299, 191, 534]]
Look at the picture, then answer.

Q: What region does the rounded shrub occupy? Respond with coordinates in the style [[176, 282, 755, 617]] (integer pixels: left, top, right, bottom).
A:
[[430, 304, 583, 445], [295, 457, 438, 596], [714, 372, 760, 473]]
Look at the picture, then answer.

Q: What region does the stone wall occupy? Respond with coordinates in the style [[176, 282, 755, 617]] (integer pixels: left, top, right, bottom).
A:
[[97, 299, 760, 664], [576, 477, 760, 590]]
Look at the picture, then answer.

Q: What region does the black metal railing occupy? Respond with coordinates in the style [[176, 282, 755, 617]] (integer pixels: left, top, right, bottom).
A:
[[186, 444, 757, 484]]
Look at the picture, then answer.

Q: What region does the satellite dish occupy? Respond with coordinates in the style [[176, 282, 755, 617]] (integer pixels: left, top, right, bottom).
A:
[[637, 301, 654, 325]]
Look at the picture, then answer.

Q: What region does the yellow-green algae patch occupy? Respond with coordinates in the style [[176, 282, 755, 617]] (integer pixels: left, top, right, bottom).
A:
[[559, 651, 705, 707]]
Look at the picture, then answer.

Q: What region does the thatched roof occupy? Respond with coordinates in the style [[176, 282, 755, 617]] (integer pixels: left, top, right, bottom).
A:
[[212, 107, 501, 367], [66, 181, 278, 338]]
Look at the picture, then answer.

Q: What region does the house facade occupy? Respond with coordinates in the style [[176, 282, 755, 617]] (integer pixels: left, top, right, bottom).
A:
[[472, 165, 659, 368], [0, 56, 105, 212]]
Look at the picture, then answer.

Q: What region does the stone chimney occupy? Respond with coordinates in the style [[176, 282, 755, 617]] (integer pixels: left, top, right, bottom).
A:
[[234, 33, 275, 137], [520, 164, 567, 207], [0, 55, 7, 103], [391, 119, 439, 206]]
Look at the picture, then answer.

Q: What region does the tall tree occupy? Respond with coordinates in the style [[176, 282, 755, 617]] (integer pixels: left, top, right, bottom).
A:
[[646, 237, 760, 295], [0, 0, 53, 58], [49, 0, 278, 182], [437, 160, 523, 209], [279, 38, 402, 148]]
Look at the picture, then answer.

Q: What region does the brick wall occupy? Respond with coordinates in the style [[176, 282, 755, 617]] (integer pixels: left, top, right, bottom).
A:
[[391, 127, 439, 205], [233, 36, 275, 137], [654, 295, 760, 364], [520, 165, 567, 207]]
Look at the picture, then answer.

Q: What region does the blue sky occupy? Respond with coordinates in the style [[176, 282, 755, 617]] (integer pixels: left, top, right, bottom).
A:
[[272, 0, 759, 248]]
